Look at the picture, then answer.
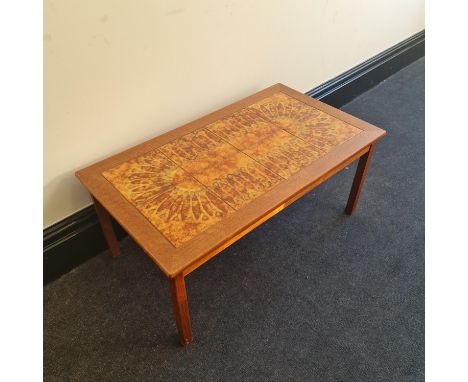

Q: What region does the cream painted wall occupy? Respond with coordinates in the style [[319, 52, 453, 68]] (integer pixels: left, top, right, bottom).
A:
[[44, 0, 424, 228]]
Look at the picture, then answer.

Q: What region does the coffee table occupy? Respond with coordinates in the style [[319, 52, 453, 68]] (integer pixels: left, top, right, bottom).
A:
[[76, 83, 385, 345]]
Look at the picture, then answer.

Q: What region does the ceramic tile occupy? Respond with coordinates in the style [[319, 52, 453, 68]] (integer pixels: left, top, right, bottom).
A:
[[249, 92, 362, 152]]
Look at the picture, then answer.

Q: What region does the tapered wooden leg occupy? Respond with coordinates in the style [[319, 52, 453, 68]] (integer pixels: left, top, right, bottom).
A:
[[169, 274, 193, 346], [92, 196, 121, 257], [345, 144, 376, 215]]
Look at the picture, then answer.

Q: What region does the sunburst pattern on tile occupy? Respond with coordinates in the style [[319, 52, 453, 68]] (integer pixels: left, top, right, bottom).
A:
[[102, 150, 188, 203], [249, 92, 362, 153], [135, 179, 232, 247], [207, 106, 325, 179], [103, 150, 232, 247], [102, 91, 362, 247], [162, 128, 282, 209]]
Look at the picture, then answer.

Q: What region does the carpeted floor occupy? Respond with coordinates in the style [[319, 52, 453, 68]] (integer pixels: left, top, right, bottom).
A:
[[44, 58, 425, 381]]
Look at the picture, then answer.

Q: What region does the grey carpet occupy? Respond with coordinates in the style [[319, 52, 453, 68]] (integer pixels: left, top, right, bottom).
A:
[[44, 57, 425, 381]]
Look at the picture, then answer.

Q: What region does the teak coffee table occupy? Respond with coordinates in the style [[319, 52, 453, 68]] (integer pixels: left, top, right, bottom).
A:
[[76, 83, 385, 345]]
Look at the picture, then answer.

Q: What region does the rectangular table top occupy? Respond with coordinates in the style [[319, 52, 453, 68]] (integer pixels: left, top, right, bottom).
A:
[[76, 84, 385, 277]]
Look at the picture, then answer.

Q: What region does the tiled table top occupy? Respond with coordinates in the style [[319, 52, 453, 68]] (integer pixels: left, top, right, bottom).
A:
[[102, 92, 361, 247], [76, 84, 384, 276]]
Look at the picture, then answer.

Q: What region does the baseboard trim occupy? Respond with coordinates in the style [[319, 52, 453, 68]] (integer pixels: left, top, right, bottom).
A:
[[307, 30, 425, 107], [43, 206, 126, 284], [43, 30, 424, 284]]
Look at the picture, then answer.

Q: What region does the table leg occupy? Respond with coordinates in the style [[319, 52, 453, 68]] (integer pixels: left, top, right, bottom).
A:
[[92, 196, 121, 257], [345, 144, 376, 215], [169, 274, 193, 346]]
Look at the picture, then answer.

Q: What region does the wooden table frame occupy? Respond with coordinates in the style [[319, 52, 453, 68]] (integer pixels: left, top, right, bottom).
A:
[[76, 84, 385, 345]]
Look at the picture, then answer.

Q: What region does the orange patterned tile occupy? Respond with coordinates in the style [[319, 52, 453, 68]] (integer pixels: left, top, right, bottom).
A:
[[223, 107, 268, 127], [242, 129, 323, 179], [159, 128, 224, 166], [102, 149, 232, 247], [249, 92, 362, 152], [206, 119, 282, 150], [135, 179, 232, 247], [102, 150, 190, 204], [181, 146, 283, 209], [178, 140, 240, 172]]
